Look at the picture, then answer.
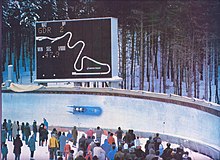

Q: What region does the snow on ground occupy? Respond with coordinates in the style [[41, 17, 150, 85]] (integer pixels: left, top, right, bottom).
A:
[[4, 129, 212, 160]]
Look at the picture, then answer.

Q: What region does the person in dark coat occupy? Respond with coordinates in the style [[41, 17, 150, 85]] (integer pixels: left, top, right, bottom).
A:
[[38, 123, 45, 146], [20, 122, 25, 141], [78, 134, 87, 152], [72, 126, 78, 146], [3, 119, 7, 131], [161, 143, 173, 160], [13, 134, 23, 160], [17, 121, 20, 135], [41, 126, 49, 146], [153, 133, 162, 151], [32, 120, 38, 141], [24, 122, 31, 145], [6, 119, 12, 141], [123, 131, 132, 145], [135, 146, 145, 159], [115, 127, 124, 147]]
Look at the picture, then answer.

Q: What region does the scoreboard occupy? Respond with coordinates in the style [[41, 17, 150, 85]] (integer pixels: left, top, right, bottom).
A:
[[35, 17, 118, 82]]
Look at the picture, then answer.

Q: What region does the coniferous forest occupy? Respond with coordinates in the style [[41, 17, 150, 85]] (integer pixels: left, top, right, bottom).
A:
[[2, 0, 220, 104]]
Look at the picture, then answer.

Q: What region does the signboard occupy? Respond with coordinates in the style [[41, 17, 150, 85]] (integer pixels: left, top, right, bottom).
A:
[[35, 17, 118, 82]]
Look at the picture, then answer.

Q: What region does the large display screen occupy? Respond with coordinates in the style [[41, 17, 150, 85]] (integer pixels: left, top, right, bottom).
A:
[[35, 18, 117, 80]]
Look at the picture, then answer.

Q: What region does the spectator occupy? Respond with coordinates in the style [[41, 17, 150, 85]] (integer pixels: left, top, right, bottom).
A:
[[24, 122, 31, 145], [67, 131, 73, 142], [153, 133, 162, 151], [6, 119, 12, 141], [107, 144, 117, 160], [146, 148, 157, 160], [101, 139, 111, 156], [49, 134, 59, 160], [174, 147, 184, 160], [32, 120, 38, 142], [38, 123, 45, 146], [72, 126, 78, 146], [95, 126, 103, 143], [147, 136, 155, 152], [2, 119, 7, 131], [42, 126, 49, 146], [182, 151, 192, 160], [43, 118, 49, 130], [12, 121, 19, 141], [1, 143, 8, 160], [135, 146, 145, 159], [79, 134, 87, 152], [87, 141, 96, 155], [115, 127, 124, 147], [68, 150, 74, 160], [86, 128, 94, 138], [1, 127, 7, 145], [64, 140, 71, 160], [107, 133, 115, 146], [153, 150, 163, 160], [59, 132, 67, 156], [75, 150, 86, 160], [161, 143, 173, 160], [20, 122, 25, 141], [85, 150, 93, 160], [28, 134, 36, 160], [134, 136, 141, 148], [123, 131, 131, 145], [123, 142, 129, 152], [58, 156, 63, 160], [13, 134, 23, 160], [130, 130, 136, 144], [93, 141, 106, 160], [85, 136, 93, 151], [16, 121, 20, 135], [114, 146, 125, 160]]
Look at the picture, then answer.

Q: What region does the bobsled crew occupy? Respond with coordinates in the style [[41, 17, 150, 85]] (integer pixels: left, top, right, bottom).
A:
[[67, 106, 102, 116]]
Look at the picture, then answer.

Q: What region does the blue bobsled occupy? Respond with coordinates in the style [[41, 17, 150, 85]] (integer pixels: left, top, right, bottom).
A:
[[67, 105, 102, 116]]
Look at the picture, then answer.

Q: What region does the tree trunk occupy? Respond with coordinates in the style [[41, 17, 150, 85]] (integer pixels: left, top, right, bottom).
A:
[[29, 35, 33, 83], [193, 57, 197, 98], [130, 29, 135, 90], [214, 43, 219, 104], [22, 34, 27, 71], [188, 55, 193, 98], [146, 27, 150, 83], [139, 14, 144, 90], [204, 35, 209, 100], [9, 32, 13, 65], [196, 61, 200, 98], [180, 62, 183, 96], [150, 27, 155, 92], [121, 26, 127, 89], [154, 32, 159, 79]]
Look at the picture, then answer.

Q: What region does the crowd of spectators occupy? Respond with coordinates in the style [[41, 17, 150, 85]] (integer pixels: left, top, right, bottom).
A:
[[1, 118, 192, 160]]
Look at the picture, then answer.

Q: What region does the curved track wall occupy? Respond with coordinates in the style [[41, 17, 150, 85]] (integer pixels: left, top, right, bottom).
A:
[[2, 87, 220, 159]]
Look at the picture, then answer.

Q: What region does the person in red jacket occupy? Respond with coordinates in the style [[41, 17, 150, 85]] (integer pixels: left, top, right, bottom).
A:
[[108, 133, 115, 146], [64, 140, 71, 160]]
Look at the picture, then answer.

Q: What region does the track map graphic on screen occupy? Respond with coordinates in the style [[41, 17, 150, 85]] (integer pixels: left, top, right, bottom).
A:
[[35, 18, 114, 79]]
